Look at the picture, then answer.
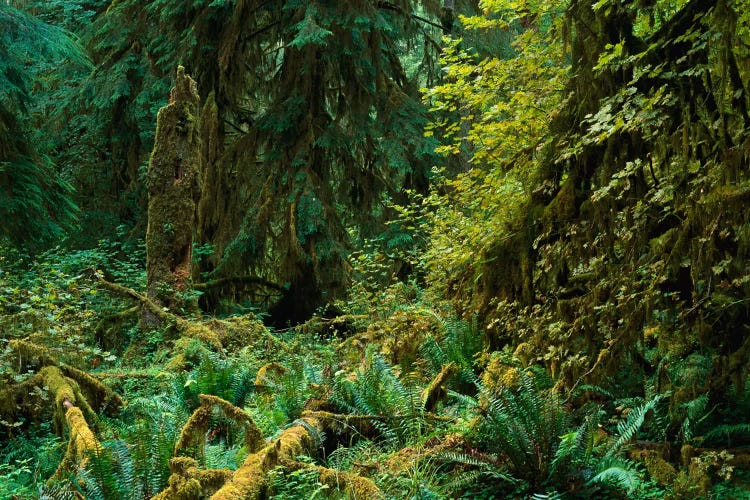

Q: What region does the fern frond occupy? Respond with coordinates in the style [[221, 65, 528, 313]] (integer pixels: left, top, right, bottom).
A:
[[447, 389, 478, 408], [588, 464, 642, 493], [703, 422, 750, 445], [607, 395, 663, 456], [436, 451, 519, 485]]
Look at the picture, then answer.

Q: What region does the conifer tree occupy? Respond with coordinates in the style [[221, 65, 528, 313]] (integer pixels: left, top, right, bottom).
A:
[[81, 0, 449, 323], [0, 5, 81, 249]]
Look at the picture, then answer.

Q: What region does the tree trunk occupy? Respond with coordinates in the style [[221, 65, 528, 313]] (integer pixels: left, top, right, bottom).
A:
[[144, 66, 202, 326]]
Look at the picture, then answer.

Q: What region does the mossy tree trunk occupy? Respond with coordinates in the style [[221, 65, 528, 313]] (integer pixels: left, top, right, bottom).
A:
[[144, 66, 202, 327]]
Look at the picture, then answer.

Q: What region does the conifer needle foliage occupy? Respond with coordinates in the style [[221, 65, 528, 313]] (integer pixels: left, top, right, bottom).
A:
[[0, 5, 83, 249]]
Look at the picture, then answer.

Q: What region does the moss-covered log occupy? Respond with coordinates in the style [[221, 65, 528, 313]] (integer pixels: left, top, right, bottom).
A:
[[210, 415, 382, 499], [4, 340, 124, 421], [1, 353, 104, 480], [151, 457, 234, 500], [52, 404, 102, 480], [422, 362, 457, 412], [92, 274, 287, 357], [144, 65, 202, 326], [278, 458, 383, 499], [174, 394, 264, 460]]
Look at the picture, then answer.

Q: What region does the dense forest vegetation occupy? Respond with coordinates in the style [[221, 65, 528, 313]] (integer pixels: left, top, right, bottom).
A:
[[1, 0, 749, 498]]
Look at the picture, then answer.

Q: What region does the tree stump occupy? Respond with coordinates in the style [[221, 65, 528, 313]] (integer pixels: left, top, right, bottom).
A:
[[144, 66, 202, 327]]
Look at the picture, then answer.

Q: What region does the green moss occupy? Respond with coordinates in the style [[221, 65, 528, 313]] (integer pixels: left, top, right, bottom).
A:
[[643, 453, 678, 486], [52, 406, 102, 480], [145, 66, 202, 323], [421, 362, 457, 412]]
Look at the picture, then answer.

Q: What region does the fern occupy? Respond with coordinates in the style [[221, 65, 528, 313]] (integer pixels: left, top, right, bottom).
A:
[[588, 456, 643, 494], [74, 440, 144, 500], [606, 395, 664, 457], [331, 346, 425, 446], [436, 449, 523, 498], [550, 412, 598, 476], [476, 373, 569, 482], [676, 394, 716, 443], [326, 439, 380, 470], [121, 394, 187, 495], [703, 422, 750, 447], [420, 317, 483, 388]]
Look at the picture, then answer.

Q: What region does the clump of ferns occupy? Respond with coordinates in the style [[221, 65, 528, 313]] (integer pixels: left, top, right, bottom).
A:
[[331, 346, 425, 447], [437, 372, 664, 497], [174, 350, 257, 411], [40, 439, 143, 500], [242, 356, 321, 438], [110, 393, 189, 495], [419, 316, 484, 392], [74, 440, 142, 500]]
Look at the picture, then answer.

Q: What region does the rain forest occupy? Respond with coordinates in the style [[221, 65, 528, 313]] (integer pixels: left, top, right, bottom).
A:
[[1, 0, 749, 498]]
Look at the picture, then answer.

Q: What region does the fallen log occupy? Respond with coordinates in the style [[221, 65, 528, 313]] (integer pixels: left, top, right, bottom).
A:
[[53, 403, 102, 480], [151, 457, 234, 500]]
